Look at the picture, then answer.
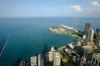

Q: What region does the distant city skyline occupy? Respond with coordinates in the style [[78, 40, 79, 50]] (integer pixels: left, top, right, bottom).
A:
[[0, 0, 100, 17]]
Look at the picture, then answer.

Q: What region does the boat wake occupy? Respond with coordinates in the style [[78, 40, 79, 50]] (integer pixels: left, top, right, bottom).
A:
[[0, 35, 9, 58]]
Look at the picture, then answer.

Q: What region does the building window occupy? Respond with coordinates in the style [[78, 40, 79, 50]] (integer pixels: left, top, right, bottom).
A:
[[93, 58, 95, 62], [96, 60, 98, 64], [92, 58, 95, 66]]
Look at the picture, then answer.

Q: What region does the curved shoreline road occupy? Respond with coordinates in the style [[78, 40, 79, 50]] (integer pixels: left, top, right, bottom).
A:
[[0, 35, 9, 58]]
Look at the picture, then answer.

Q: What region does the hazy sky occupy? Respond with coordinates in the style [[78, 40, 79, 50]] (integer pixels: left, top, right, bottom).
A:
[[0, 0, 100, 17]]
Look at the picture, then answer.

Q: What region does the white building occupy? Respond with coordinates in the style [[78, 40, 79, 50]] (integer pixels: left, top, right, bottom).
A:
[[30, 56, 37, 66], [53, 51, 61, 66], [38, 54, 44, 66]]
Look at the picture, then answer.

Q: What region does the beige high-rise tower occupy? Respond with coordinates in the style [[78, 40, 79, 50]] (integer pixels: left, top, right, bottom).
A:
[[53, 51, 61, 66]]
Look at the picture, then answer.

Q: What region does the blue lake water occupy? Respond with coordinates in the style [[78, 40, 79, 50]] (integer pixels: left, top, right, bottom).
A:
[[0, 17, 100, 66]]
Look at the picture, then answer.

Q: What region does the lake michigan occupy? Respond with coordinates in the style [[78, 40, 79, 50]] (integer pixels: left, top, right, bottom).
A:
[[0, 17, 100, 66]]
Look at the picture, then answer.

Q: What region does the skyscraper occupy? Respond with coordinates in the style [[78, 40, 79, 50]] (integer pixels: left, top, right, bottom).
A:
[[53, 51, 61, 66], [48, 47, 56, 62], [38, 54, 44, 66], [85, 23, 94, 42], [95, 28, 100, 47], [30, 56, 37, 66]]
